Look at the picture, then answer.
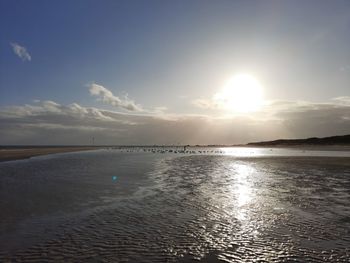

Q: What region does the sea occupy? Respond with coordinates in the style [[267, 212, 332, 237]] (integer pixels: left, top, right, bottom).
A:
[[0, 147, 349, 262]]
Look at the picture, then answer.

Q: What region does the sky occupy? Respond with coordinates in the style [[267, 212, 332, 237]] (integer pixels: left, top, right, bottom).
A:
[[0, 0, 349, 145]]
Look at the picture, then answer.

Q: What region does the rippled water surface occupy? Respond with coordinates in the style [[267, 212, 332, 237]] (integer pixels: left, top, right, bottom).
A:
[[0, 148, 350, 262]]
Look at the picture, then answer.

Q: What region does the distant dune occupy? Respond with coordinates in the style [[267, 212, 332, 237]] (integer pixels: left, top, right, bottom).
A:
[[247, 134, 350, 146]]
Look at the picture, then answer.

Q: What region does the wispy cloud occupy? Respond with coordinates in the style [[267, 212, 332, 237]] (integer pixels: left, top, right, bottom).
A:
[[10, 42, 31, 61], [89, 83, 142, 112], [192, 98, 218, 110]]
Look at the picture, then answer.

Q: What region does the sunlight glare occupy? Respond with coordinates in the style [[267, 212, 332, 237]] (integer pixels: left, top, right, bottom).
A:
[[215, 74, 263, 113]]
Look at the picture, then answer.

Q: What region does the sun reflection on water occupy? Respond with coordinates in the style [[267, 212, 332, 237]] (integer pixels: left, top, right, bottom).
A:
[[220, 147, 265, 157], [231, 163, 256, 222]]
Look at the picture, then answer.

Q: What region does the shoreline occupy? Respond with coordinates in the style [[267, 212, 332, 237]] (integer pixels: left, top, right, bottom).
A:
[[1, 145, 349, 163], [0, 147, 105, 162]]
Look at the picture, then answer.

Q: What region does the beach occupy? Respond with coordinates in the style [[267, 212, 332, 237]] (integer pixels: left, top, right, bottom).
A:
[[0, 148, 350, 262], [0, 146, 104, 162]]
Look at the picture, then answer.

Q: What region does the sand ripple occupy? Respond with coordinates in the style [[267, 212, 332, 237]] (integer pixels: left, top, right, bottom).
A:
[[0, 153, 349, 262]]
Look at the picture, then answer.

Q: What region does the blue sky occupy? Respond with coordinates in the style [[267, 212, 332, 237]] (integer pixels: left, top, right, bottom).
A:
[[0, 0, 349, 144]]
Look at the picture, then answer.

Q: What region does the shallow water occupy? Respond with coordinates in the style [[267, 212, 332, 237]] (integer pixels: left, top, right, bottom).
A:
[[0, 148, 350, 262]]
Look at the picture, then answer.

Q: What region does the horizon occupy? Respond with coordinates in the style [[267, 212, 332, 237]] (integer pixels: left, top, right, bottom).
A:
[[1, 0, 350, 145], [1, 133, 349, 147]]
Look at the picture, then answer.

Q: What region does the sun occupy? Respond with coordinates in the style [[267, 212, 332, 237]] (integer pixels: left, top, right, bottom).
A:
[[214, 74, 264, 113]]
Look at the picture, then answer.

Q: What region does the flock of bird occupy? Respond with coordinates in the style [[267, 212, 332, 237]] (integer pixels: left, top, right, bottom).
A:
[[112, 147, 226, 155]]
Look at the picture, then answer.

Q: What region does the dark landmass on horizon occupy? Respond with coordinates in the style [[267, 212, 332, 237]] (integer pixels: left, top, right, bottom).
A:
[[247, 134, 350, 146]]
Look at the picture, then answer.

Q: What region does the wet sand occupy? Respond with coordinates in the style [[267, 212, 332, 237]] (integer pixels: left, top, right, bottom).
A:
[[0, 149, 349, 262], [0, 147, 104, 162]]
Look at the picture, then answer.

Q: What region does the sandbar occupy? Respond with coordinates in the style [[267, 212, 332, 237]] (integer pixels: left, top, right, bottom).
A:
[[0, 147, 104, 162]]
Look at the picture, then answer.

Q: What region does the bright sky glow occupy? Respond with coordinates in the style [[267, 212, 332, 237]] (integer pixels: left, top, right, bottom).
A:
[[214, 74, 263, 113]]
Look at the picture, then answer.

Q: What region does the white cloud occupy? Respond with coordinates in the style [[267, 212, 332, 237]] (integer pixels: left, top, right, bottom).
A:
[[10, 42, 31, 61], [192, 98, 218, 110], [0, 100, 114, 121], [89, 83, 142, 112], [149, 106, 168, 114], [332, 96, 350, 105], [0, 98, 349, 145]]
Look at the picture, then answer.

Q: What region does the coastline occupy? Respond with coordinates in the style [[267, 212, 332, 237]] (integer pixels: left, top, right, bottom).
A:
[[0, 147, 104, 162], [1, 145, 349, 163]]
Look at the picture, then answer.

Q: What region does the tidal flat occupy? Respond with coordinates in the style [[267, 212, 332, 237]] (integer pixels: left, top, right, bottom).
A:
[[0, 148, 349, 262]]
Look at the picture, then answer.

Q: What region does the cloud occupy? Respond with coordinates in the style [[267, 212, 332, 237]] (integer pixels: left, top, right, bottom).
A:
[[0, 97, 349, 145], [332, 96, 350, 105], [270, 99, 350, 138], [191, 92, 237, 111], [0, 100, 114, 121], [192, 98, 216, 110], [89, 83, 142, 112], [10, 42, 31, 61]]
